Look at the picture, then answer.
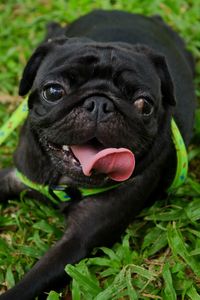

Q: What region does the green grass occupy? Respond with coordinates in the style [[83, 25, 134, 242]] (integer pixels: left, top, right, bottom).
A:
[[0, 0, 200, 299]]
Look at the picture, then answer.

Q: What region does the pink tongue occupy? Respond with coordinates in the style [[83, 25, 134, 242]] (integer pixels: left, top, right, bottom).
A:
[[71, 144, 135, 182]]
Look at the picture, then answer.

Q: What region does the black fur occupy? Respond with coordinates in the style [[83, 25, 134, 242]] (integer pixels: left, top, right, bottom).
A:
[[0, 10, 195, 299]]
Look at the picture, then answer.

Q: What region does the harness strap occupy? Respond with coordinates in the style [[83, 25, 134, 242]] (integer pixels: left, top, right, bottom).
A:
[[0, 98, 28, 145], [167, 118, 188, 193], [16, 169, 119, 204]]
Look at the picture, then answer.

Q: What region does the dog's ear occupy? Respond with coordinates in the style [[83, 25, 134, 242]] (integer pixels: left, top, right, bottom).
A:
[[134, 45, 176, 106], [19, 37, 68, 96], [19, 43, 51, 96], [150, 53, 176, 106]]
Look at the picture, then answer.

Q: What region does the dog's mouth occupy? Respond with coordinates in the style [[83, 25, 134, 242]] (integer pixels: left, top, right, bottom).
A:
[[47, 138, 135, 183]]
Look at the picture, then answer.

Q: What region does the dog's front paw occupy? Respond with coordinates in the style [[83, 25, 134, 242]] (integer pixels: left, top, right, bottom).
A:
[[0, 290, 27, 300], [0, 168, 24, 202]]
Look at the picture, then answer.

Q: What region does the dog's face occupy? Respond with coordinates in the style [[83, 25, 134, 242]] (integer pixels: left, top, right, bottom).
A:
[[17, 38, 175, 187]]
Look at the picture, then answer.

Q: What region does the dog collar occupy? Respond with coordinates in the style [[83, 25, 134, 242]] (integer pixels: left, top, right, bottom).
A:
[[15, 169, 119, 204], [0, 97, 188, 200], [0, 97, 28, 145], [167, 118, 188, 193]]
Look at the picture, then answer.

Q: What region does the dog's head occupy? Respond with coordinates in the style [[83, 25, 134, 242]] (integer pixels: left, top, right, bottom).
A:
[[16, 37, 175, 187]]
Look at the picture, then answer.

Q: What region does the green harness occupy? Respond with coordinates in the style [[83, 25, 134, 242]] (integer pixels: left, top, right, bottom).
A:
[[0, 97, 188, 203]]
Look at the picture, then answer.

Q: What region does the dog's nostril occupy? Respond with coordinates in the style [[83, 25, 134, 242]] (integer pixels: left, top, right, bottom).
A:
[[83, 98, 96, 113], [88, 100, 95, 112], [102, 101, 114, 113]]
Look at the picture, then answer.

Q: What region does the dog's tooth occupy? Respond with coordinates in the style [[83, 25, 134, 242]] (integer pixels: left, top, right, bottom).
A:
[[62, 145, 69, 151], [72, 158, 80, 166]]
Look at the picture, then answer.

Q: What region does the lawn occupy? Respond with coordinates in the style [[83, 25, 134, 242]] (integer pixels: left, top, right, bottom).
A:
[[0, 0, 200, 299]]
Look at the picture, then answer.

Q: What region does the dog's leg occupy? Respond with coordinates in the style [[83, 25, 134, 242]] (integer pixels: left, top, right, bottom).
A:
[[0, 168, 25, 201], [0, 174, 155, 300]]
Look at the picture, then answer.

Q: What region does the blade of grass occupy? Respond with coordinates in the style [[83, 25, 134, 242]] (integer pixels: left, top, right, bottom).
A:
[[65, 265, 102, 297], [162, 263, 177, 300], [46, 291, 60, 300], [167, 222, 200, 277]]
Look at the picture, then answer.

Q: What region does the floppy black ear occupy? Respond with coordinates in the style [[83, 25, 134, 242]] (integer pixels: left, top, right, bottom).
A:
[[133, 45, 176, 106], [19, 37, 68, 96], [151, 54, 176, 106], [19, 43, 51, 96]]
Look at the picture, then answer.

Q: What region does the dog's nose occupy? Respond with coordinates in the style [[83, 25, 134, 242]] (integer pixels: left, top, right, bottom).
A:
[[83, 97, 115, 121]]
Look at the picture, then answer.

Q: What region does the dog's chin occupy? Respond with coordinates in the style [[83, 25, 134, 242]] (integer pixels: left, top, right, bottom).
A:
[[45, 139, 113, 188]]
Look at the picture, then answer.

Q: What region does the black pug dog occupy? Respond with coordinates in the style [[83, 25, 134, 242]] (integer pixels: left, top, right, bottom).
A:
[[0, 10, 195, 300]]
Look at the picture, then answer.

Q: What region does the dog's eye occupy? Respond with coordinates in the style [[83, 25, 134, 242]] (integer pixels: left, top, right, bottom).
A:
[[42, 84, 65, 102], [133, 98, 153, 116]]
